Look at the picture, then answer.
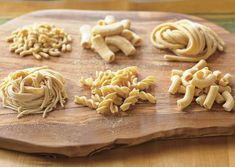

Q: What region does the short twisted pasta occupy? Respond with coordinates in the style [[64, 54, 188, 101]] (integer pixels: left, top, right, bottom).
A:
[[151, 19, 225, 62], [120, 89, 139, 111], [96, 92, 117, 114], [138, 91, 156, 103], [134, 76, 155, 90], [74, 96, 99, 109], [100, 85, 130, 97]]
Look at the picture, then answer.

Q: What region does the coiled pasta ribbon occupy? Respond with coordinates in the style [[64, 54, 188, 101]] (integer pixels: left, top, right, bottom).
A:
[[0, 66, 67, 118], [151, 19, 225, 62]]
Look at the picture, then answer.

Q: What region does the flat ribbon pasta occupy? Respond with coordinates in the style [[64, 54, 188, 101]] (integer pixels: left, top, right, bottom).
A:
[[151, 19, 225, 62], [0, 66, 67, 118]]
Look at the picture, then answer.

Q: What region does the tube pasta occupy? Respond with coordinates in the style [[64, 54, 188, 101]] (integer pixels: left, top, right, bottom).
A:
[[74, 67, 156, 115], [91, 35, 115, 62], [105, 35, 136, 56], [168, 75, 181, 94], [80, 24, 92, 49], [151, 20, 225, 62], [0, 67, 67, 118], [177, 85, 195, 110], [203, 85, 219, 109], [196, 94, 207, 106], [92, 22, 124, 37], [80, 16, 141, 63], [222, 91, 234, 112], [169, 60, 234, 112]]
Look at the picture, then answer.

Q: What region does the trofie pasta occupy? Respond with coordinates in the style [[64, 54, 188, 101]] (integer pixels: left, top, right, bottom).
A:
[[74, 66, 156, 115], [151, 19, 225, 62], [169, 60, 234, 111], [7, 23, 72, 60], [0, 67, 67, 118], [80, 15, 141, 62]]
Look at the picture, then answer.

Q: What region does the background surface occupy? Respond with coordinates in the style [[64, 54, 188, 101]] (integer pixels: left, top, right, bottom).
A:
[[0, 0, 235, 167]]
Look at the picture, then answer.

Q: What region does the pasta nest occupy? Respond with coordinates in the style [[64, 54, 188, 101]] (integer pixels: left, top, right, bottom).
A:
[[151, 19, 225, 62], [0, 66, 67, 118]]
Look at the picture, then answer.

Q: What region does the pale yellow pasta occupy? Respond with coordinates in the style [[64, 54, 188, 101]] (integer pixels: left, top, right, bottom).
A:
[[96, 92, 117, 114], [121, 29, 142, 46], [91, 94, 104, 102], [177, 85, 195, 110], [191, 74, 216, 89], [120, 89, 139, 111], [0, 66, 67, 118], [215, 92, 225, 104], [79, 77, 93, 87], [219, 73, 232, 86], [222, 91, 234, 111], [213, 70, 222, 82], [110, 102, 119, 113], [121, 29, 133, 41], [192, 59, 208, 70], [108, 44, 119, 53], [196, 94, 207, 106], [120, 19, 131, 29], [92, 22, 124, 37], [74, 96, 99, 109], [100, 85, 130, 97], [151, 20, 225, 62], [105, 35, 136, 56], [104, 15, 116, 25], [138, 91, 156, 103], [203, 85, 219, 109], [80, 24, 92, 49], [178, 85, 186, 94], [134, 76, 155, 90], [218, 85, 232, 93], [168, 75, 181, 94], [171, 69, 183, 77], [91, 35, 115, 62]]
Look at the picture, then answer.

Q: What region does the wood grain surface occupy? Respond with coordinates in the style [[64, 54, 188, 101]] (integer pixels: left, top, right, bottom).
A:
[[0, 9, 234, 157]]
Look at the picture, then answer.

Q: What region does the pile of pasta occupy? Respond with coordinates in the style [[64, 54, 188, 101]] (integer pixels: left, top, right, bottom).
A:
[[169, 60, 234, 111], [74, 66, 156, 114], [151, 19, 225, 62], [6, 23, 72, 60], [0, 66, 67, 118], [79, 15, 142, 63]]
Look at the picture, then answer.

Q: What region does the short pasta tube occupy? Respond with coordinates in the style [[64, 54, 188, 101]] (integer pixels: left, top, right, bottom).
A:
[[222, 91, 234, 112], [92, 22, 124, 37], [168, 75, 181, 94], [80, 25, 92, 49], [177, 85, 195, 110], [203, 85, 219, 109]]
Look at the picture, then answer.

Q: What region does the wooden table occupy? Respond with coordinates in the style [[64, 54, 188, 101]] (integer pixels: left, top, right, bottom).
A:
[[1, 1, 235, 167]]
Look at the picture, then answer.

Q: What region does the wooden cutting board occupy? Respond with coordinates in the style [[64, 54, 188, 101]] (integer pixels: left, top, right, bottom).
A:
[[0, 10, 234, 157]]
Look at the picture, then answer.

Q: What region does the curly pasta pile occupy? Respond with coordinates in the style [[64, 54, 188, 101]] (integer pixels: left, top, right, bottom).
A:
[[79, 15, 142, 63], [169, 60, 234, 111], [151, 19, 225, 62], [0, 66, 67, 118], [74, 66, 156, 114], [6, 23, 72, 60]]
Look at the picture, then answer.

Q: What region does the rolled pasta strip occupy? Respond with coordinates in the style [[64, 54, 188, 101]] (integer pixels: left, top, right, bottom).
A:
[[105, 35, 136, 56], [168, 75, 181, 94], [219, 73, 232, 86], [104, 15, 116, 25], [80, 25, 92, 49], [222, 91, 234, 111], [177, 85, 195, 110], [91, 35, 115, 62], [215, 92, 225, 104], [171, 69, 183, 77], [191, 74, 216, 89], [196, 94, 207, 106], [203, 85, 219, 109], [92, 22, 124, 37]]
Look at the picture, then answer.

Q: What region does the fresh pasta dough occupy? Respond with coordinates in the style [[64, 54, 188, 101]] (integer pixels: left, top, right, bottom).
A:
[[80, 15, 141, 62], [0, 66, 67, 118], [7, 23, 72, 60], [169, 60, 234, 111], [74, 66, 156, 115], [151, 19, 225, 62]]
